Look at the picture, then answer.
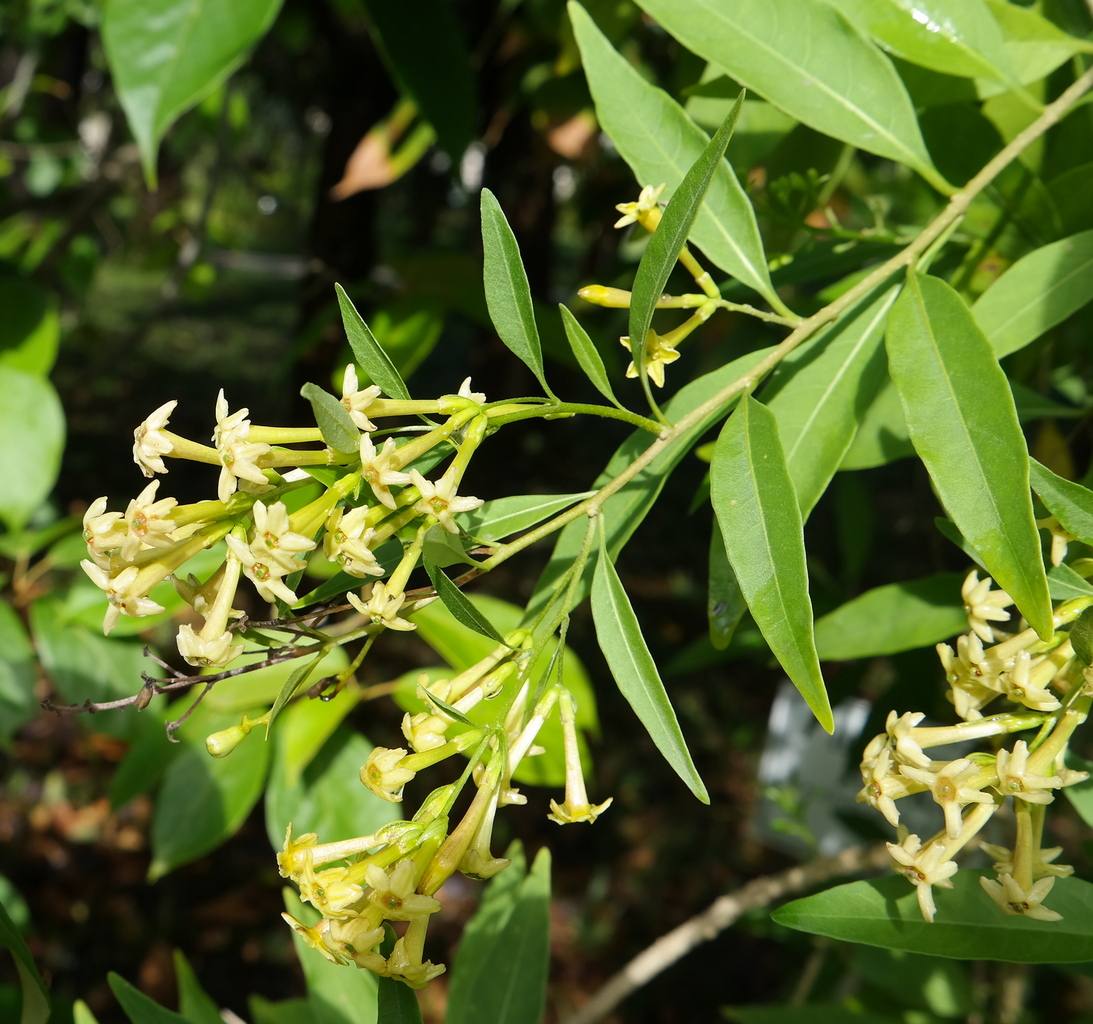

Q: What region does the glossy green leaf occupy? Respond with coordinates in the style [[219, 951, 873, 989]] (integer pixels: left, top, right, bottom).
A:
[[558, 305, 623, 409], [0, 276, 59, 377], [0, 367, 64, 533], [636, 0, 948, 191], [284, 889, 378, 1024], [592, 528, 708, 800], [423, 561, 507, 645], [1049, 563, 1093, 601], [480, 189, 551, 397], [272, 680, 359, 789], [1030, 459, 1093, 546], [774, 871, 1093, 961], [726, 1007, 893, 1024], [852, 945, 974, 1017], [1064, 753, 1093, 826], [708, 523, 747, 651], [832, 0, 1016, 84], [461, 490, 595, 544], [765, 285, 897, 516], [972, 231, 1093, 358], [74, 1001, 102, 1024], [173, 951, 222, 1024], [108, 972, 189, 1024], [628, 96, 743, 395], [376, 953, 422, 1024], [148, 705, 271, 880], [569, 2, 779, 307], [267, 650, 326, 731], [527, 347, 774, 620], [336, 284, 411, 401], [712, 395, 831, 730], [358, 0, 472, 159], [447, 845, 551, 1024], [886, 272, 1052, 639], [0, 601, 36, 749], [986, 0, 1093, 91], [300, 382, 359, 454], [101, 0, 283, 184], [250, 997, 311, 1024], [0, 898, 49, 1024], [814, 572, 966, 660], [839, 374, 915, 469]]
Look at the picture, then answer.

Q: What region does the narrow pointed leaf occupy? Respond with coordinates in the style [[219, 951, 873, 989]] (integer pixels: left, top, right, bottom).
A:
[[108, 972, 191, 1023], [461, 490, 596, 544], [591, 531, 708, 801], [708, 524, 747, 651], [423, 560, 508, 645], [559, 305, 623, 409], [0, 899, 49, 1024], [636, 0, 948, 191], [629, 96, 743, 393], [299, 383, 359, 454], [174, 951, 223, 1024], [886, 273, 1052, 639], [972, 231, 1093, 358], [569, 3, 779, 306], [773, 872, 1093, 962], [711, 395, 832, 731], [1048, 563, 1093, 601], [480, 189, 552, 397], [336, 283, 411, 401], [1029, 459, 1093, 546], [764, 285, 897, 516]]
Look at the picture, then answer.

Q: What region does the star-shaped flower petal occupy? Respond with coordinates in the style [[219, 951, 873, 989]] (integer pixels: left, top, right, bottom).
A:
[[994, 740, 1063, 804], [887, 833, 958, 923], [980, 873, 1062, 921], [409, 468, 483, 534], [360, 746, 416, 802], [614, 183, 666, 229], [347, 581, 416, 632], [213, 390, 272, 503], [899, 757, 993, 839], [359, 434, 412, 510], [324, 506, 384, 578], [620, 330, 681, 388], [133, 400, 177, 477], [340, 364, 383, 431], [962, 569, 1014, 643], [364, 859, 441, 921], [80, 561, 165, 634]]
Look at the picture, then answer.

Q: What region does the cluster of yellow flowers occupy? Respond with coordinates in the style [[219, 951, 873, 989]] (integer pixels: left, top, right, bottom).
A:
[[858, 570, 1092, 923]]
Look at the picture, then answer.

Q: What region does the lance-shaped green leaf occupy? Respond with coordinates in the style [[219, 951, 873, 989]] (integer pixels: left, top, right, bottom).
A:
[[299, 383, 359, 454], [628, 96, 743, 396], [986, 0, 1093, 91], [1049, 563, 1093, 601], [591, 530, 709, 801], [569, 3, 780, 308], [814, 573, 966, 660], [1029, 459, 1093, 546], [102, 0, 283, 186], [711, 395, 832, 731], [108, 972, 190, 1024], [832, 0, 1017, 85], [558, 305, 623, 409], [461, 490, 596, 544], [972, 230, 1093, 358], [480, 189, 553, 397], [886, 273, 1052, 639], [336, 283, 411, 401], [709, 523, 747, 651], [773, 872, 1093, 962], [0, 899, 49, 1024], [174, 951, 223, 1024], [423, 560, 507, 645], [764, 284, 898, 517], [635, 0, 949, 192]]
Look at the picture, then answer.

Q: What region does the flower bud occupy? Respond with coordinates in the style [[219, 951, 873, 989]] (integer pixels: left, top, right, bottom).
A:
[[206, 724, 248, 758]]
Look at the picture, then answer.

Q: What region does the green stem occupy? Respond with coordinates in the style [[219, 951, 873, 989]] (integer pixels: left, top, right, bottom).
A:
[[486, 401, 663, 435]]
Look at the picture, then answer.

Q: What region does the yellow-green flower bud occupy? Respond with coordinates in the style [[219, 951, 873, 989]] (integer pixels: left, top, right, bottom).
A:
[[206, 724, 248, 758]]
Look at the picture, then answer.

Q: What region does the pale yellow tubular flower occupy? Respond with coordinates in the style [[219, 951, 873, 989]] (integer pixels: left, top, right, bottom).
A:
[[1053, 751, 1089, 788], [82, 497, 127, 568], [133, 399, 178, 477], [994, 740, 1063, 804], [299, 864, 366, 918], [401, 710, 451, 752], [937, 632, 1007, 721], [278, 824, 320, 879], [119, 480, 179, 561], [281, 913, 342, 964], [898, 758, 994, 840], [385, 917, 446, 989], [886, 833, 958, 923], [340, 364, 383, 431], [361, 746, 416, 802], [1000, 650, 1061, 713], [176, 624, 243, 668], [80, 561, 166, 635], [456, 377, 486, 404], [359, 433, 412, 510], [364, 859, 441, 921], [962, 569, 1014, 643], [614, 183, 666, 229], [1037, 515, 1074, 567], [323, 505, 384, 578], [250, 500, 317, 574], [980, 841, 1074, 879], [548, 690, 612, 825], [857, 747, 925, 827], [885, 711, 934, 769], [409, 467, 483, 534], [326, 916, 387, 972], [620, 330, 681, 388], [980, 873, 1062, 921], [347, 582, 416, 632], [212, 390, 272, 503]]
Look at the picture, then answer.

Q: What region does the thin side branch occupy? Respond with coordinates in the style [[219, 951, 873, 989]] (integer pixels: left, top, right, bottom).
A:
[[564, 843, 890, 1024]]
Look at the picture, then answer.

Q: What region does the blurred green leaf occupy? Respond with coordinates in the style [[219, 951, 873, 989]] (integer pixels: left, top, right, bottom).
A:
[[336, 284, 411, 401], [886, 273, 1052, 639], [423, 561, 507, 645], [461, 490, 595, 544], [814, 572, 966, 660], [108, 972, 189, 1024], [628, 95, 743, 397], [986, 0, 1093, 92], [592, 526, 709, 800], [774, 872, 1093, 961], [1048, 563, 1093, 601], [570, 2, 780, 307], [0, 601, 36, 749], [480, 189, 552, 397], [0, 366, 64, 533], [725, 1007, 893, 1024], [853, 945, 974, 1018], [102, 0, 283, 184], [558, 305, 623, 410], [273, 680, 360, 789], [972, 230, 1093, 358], [711, 394, 832, 731], [0, 276, 59, 376], [1064, 752, 1093, 824], [173, 950, 222, 1024], [74, 1001, 103, 1024], [447, 845, 551, 1024], [0, 898, 49, 1024], [708, 523, 747, 651], [300, 382, 359, 454], [636, 0, 948, 190]]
